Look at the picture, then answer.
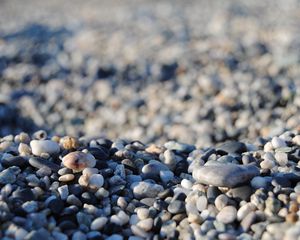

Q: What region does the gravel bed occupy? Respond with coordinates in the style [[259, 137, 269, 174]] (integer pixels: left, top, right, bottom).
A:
[[0, 130, 300, 239]]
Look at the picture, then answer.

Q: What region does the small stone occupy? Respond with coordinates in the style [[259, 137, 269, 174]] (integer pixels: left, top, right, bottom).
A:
[[229, 185, 252, 201], [286, 213, 298, 223], [0, 168, 16, 184], [251, 176, 270, 189], [216, 206, 237, 224], [25, 228, 51, 240], [22, 201, 38, 213], [15, 228, 28, 240], [52, 231, 68, 240], [58, 185, 69, 200], [91, 217, 108, 230], [82, 168, 98, 177], [260, 160, 275, 170], [160, 170, 174, 184], [164, 141, 195, 153], [215, 194, 228, 211], [13, 188, 35, 201], [168, 200, 185, 214], [67, 194, 82, 207], [62, 151, 96, 172], [60, 136, 79, 150], [2, 156, 27, 168], [193, 163, 259, 188], [106, 234, 123, 240], [142, 162, 168, 180], [162, 150, 177, 170], [30, 140, 60, 156], [237, 203, 256, 221], [59, 174, 75, 182], [137, 208, 149, 220], [29, 157, 60, 171], [271, 137, 287, 149], [196, 195, 208, 212], [217, 141, 247, 154], [131, 181, 164, 199], [241, 211, 256, 232], [72, 231, 87, 240], [88, 174, 104, 189], [274, 152, 288, 166], [48, 198, 64, 214], [137, 218, 154, 232]]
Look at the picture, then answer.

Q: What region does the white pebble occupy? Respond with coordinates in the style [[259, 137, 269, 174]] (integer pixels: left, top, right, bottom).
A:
[[90, 217, 108, 230], [271, 137, 287, 149], [88, 174, 104, 189], [30, 140, 60, 156]]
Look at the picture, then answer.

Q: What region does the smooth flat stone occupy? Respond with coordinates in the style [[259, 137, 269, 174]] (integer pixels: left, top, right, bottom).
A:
[[192, 163, 259, 188], [217, 141, 247, 154], [29, 157, 60, 171]]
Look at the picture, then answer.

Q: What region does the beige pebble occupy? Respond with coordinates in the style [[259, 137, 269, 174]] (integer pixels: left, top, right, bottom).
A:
[[18, 143, 32, 156], [58, 174, 75, 182], [60, 136, 79, 150], [62, 151, 96, 172]]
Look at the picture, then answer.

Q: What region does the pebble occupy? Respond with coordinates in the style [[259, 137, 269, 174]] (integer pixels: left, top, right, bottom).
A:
[[271, 137, 287, 149], [137, 218, 154, 231], [29, 157, 60, 171], [90, 217, 108, 230], [215, 194, 229, 211], [217, 141, 247, 154], [137, 208, 150, 220], [193, 163, 259, 187], [216, 206, 237, 224], [59, 174, 75, 182], [167, 200, 186, 214], [196, 195, 208, 212], [131, 181, 164, 199], [62, 151, 96, 172], [30, 140, 60, 156], [88, 174, 104, 189], [0, 168, 16, 184], [274, 152, 288, 166]]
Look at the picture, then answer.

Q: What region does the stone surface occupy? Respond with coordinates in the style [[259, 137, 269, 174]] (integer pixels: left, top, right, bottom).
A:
[[193, 164, 259, 187], [30, 140, 60, 156]]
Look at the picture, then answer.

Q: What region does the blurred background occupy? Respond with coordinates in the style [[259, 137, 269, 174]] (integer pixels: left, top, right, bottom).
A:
[[0, 0, 300, 148]]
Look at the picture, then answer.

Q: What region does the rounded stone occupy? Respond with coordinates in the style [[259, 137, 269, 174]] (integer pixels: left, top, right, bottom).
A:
[[62, 151, 96, 172], [88, 174, 104, 189], [59, 174, 75, 182], [196, 195, 208, 212], [215, 194, 228, 211], [216, 206, 237, 224], [30, 140, 60, 156], [193, 163, 259, 188], [137, 218, 154, 232]]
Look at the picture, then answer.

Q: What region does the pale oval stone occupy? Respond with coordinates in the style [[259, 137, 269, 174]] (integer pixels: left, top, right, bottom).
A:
[[260, 160, 275, 170], [18, 143, 31, 156], [137, 218, 153, 232], [271, 137, 287, 149], [292, 135, 300, 145], [62, 151, 96, 172], [274, 152, 288, 166], [196, 195, 208, 212], [78, 175, 89, 187], [237, 203, 256, 221], [30, 140, 60, 156], [58, 174, 75, 182], [215, 194, 229, 211], [131, 181, 164, 199], [137, 208, 149, 220], [88, 174, 104, 189], [192, 164, 259, 188], [90, 217, 108, 230], [82, 167, 98, 177], [216, 206, 237, 224]]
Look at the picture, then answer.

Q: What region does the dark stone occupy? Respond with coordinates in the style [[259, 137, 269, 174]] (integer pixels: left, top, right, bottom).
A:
[[0, 210, 13, 223], [2, 156, 28, 168], [48, 198, 64, 214], [242, 155, 256, 165], [69, 184, 83, 197], [201, 148, 216, 161], [12, 188, 35, 201], [24, 228, 51, 240], [158, 188, 174, 199], [153, 217, 163, 233], [121, 159, 137, 173], [58, 220, 77, 231], [87, 147, 109, 161], [207, 186, 221, 203], [230, 185, 253, 201], [102, 223, 122, 235], [273, 176, 291, 188], [29, 157, 60, 171], [217, 141, 247, 154], [174, 161, 188, 176], [173, 192, 186, 201], [81, 192, 98, 205], [167, 200, 186, 214]]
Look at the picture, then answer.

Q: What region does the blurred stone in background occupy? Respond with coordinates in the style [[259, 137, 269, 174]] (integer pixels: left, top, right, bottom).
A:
[[0, 0, 300, 148]]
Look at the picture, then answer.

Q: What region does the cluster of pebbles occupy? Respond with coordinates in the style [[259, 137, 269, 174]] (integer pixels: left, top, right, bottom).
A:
[[0, 0, 300, 147], [0, 130, 300, 239]]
